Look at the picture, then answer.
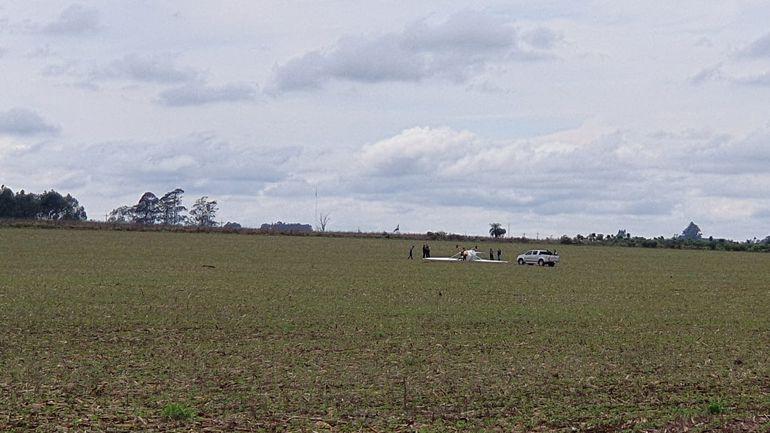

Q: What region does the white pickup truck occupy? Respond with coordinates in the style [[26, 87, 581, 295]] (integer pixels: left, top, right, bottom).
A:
[[516, 249, 560, 267]]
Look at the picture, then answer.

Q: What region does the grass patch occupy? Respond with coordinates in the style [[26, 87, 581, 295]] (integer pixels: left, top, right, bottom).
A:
[[707, 401, 726, 415], [0, 228, 768, 431], [161, 403, 196, 421]]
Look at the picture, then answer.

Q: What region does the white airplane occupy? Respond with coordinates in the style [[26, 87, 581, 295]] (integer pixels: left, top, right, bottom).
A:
[[423, 249, 508, 264]]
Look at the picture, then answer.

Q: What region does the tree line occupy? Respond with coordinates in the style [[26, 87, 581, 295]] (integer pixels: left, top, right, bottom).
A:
[[2, 185, 767, 253], [556, 221, 770, 253], [0, 185, 87, 221], [108, 189, 219, 227], [474, 221, 769, 253]]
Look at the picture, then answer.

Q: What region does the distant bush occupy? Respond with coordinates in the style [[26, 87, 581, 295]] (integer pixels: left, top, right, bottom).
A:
[[426, 231, 447, 240]]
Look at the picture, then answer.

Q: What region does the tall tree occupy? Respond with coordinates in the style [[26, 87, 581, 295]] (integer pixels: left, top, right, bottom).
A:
[[317, 213, 330, 232], [189, 196, 218, 227], [489, 222, 506, 238], [681, 221, 702, 240], [107, 205, 135, 223], [38, 190, 67, 220], [62, 194, 87, 220], [0, 186, 15, 218], [159, 188, 187, 225], [14, 190, 39, 219], [0, 187, 85, 220], [132, 192, 161, 225]]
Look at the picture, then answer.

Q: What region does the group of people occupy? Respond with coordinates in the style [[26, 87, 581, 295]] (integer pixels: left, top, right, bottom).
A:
[[407, 243, 432, 259], [407, 243, 503, 261], [457, 245, 503, 261], [490, 248, 502, 261]]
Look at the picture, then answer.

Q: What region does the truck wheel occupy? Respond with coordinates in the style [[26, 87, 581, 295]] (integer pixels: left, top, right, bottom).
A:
[[538, 259, 544, 266], [517, 258, 525, 265]]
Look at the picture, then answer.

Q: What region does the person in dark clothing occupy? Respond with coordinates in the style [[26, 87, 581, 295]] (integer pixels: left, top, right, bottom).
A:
[[409, 245, 414, 259], [497, 249, 502, 260], [489, 248, 494, 260], [426, 243, 431, 258], [422, 244, 427, 258]]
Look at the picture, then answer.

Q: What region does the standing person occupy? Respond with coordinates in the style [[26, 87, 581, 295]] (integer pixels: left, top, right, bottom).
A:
[[426, 243, 431, 258], [489, 248, 494, 260], [408, 245, 414, 260], [497, 249, 502, 261], [422, 244, 427, 258]]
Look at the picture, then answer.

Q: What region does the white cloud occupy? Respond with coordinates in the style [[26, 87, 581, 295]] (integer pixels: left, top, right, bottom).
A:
[[2, 1, 770, 239], [521, 27, 563, 49], [693, 32, 770, 87], [731, 71, 770, 86], [92, 53, 199, 84], [158, 81, 258, 106], [0, 136, 29, 158], [358, 126, 478, 176], [267, 10, 559, 93], [691, 64, 770, 87], [738, 32, 770, 58], [0, 108, 59, 136], [42, 4, 100, 35], [296, 124, 770, 234], [690, 63, 723, 84]]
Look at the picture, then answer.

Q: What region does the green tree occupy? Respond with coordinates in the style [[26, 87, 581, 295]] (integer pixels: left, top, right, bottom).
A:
[[489, 222, 506, 238], [0, 186, 15, 218], [14, 190, 39, 219], [107, 205, 134, 223], [189, 196, 218, 227], [132, 192, 161, 225], [38, 190, 67, 220], [681, 221, 702, 240], [62, 194, 87, 220], [159, 188, 187, 225], [0, 187, 85, 221]]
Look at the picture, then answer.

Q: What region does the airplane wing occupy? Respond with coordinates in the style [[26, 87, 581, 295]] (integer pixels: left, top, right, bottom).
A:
[[471, 259, 509, 264], [423, 257, 508, 264]]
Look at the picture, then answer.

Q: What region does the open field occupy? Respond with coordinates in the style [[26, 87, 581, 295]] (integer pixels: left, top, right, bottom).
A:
[[1, 228, 768, 432]]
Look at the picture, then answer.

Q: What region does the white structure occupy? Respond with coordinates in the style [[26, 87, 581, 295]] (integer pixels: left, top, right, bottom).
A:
[[423, 249, 508, 264]]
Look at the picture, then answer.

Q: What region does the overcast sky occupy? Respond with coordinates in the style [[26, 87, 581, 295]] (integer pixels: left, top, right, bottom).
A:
[[1, 1, 769, 239]]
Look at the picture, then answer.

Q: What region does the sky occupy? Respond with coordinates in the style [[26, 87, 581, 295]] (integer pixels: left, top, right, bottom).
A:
[[1, 1, 769, 239]]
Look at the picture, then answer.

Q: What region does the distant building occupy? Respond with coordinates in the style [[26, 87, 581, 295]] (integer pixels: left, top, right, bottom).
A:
[[260, 221, 313, 233]]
